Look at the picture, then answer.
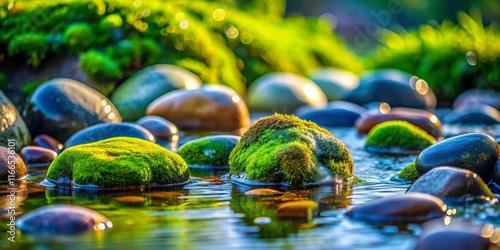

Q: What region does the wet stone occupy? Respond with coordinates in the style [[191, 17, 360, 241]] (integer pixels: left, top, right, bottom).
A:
[[32, 134, 64, 154], [17, 204, 112, 234], [245, 188, 283, 197], [295, 101, 366, 127], [246, 73, 327, 114], [177, 135, 240, 167], [453, 89, 500, 110], [20, 146, 57, 166], [443, 104, 500, 125], [0, 90, 31, 151], [355, 108, 442, 138], [65, 122, 155, 148], [23, 78, 122, 142], [0, 146, 28, 181], [147, 85, 249, 132], [111, 64, 202, 121], [415, 133, 499, 183], [407, 166, 495, 201], [309, 68, 360, 101], [136, 115, 178, 140], [346, 193, 445, 225]]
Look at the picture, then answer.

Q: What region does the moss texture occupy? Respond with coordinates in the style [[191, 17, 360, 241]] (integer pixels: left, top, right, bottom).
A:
[[7, 33, 48, 68], [177, 135, 240, 167], [46, 137, 189, 189], [229, 114, 354, 187], [365, 121, 436, 151], [62, 22, 94, 53], [397, 162, 419, 181]]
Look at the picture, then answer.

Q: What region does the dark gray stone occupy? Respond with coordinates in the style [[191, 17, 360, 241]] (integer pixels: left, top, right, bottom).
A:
[[309, 68, 359, 101], [136, 115, 178, 140], [453, 89, 500, 110], [443, 104, 500, 125], [296, 101, 366, 127]]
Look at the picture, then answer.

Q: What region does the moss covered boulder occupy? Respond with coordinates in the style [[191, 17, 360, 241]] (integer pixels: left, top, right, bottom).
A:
[[228, 114, 356, 187], [396, 162, 419, 182], [45, 137, 189, 189], [0, 90, 31, 151], [365, 121, 436, 155], [177, 135, 240, 167]]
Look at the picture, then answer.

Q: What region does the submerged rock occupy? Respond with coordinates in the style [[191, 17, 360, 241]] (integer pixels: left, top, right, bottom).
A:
[[0, 146, 28, 181], [177, 135, 240, 167], [111, 64, 202, 121], [65, 122, 155, 148], [296, 101, 366, 127], [346, 193, 445, 225], [245, 188, 283, 197], [32, 134, 63, 153], [0, 90, 31, 151], [364, 121, 436, 155], [277, 200, 318, 219], [247, 73, 327, 114], [228, 114, 357, 187], [146, 85, 249, 131], [136, 115, 178, 140], [407, 167, 495, 201], [309, 68, 359, 101], [45, 137, 189, 189], [415, 133, 499, 183], [17, 204, 111, 234], [23, 78, 122, 142]]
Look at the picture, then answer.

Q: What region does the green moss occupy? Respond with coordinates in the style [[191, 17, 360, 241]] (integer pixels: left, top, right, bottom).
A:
[[80, 50, 122, 95], [62, 23, 94, 53], [177, 135, 240, 167], [7, 33, 48, 68], [365, 121, 436, 152], [229, 114, 356, 187], [397, 162, 419, 181], [46, 137, 189, 189]]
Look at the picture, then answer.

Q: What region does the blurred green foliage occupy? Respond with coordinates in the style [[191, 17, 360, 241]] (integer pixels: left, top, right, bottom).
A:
[[7, 33, 48, 68], [371, 11, 500, 103], [80, 49, 122, 95], [0, 0, 362, 95]]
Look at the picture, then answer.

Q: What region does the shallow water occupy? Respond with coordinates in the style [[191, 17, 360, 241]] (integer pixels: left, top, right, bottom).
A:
[[1, 124, 500, 250]]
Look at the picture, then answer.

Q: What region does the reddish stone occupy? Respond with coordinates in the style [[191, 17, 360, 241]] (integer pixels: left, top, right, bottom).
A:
[[0, 146, 28, 180], [20, 146, 57, 166], [355, 108, 442, 138], [32, 134, 63, 153]]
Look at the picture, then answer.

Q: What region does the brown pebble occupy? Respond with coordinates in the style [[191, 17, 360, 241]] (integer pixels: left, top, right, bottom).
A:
[[20, 146, 57, 166], [277, 200, 318, 219], [32, 134, 63, 153], [245, 188, 283, 197]]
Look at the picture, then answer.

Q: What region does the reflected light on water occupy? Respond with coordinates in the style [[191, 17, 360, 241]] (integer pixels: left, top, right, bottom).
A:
[[378, 102, 391, 114], [302, 84, 320, 101]]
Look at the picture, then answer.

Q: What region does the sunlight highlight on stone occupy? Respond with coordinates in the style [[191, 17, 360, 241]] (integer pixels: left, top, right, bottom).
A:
[[231, 95, 240, 103], [302, 84, 320, 101], [443, 215, 452, 226], [213, 9, 226, 21], [107, 113, 116, 120], [104, 105, 111, 113], [378, 102, 391, 114], [466, 51, 477, 66], [429, 115, 438, 124]]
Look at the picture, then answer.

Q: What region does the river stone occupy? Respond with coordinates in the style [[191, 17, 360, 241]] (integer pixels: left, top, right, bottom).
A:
[[0, 90, 31, 151], [247, 73, 327, 114], [443, 104, 500, 125], [346, 193, 445, 225], [0, 146, 28, 181], [407, 167, 494, 200], [490, 159, 500, 187], [344, 69, 437, 110], [17, 204, 112, 234], [295, 101, 366, 127], [453, 89, 500, 110], [65, 122, 155, 148], [177, 135, 240, 167], [111, 64, 202, 121], [32, 134, 64, 154], [136, 115, 178, 140], [415, 133, 499, 182], [355, 108, 442, 138], [146, 85, 249, 131], [20, 146, 57, 167], [309, 68, 359, 101], [23, 78, 122, 142]]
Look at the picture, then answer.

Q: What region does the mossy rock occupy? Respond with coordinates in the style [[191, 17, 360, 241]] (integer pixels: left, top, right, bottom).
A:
[[177, 135, 240, 167], [45, 137, 189, 189], [397, 162, 419, 182], [229, 114, 357, 187], [365, 121, 436, 155]]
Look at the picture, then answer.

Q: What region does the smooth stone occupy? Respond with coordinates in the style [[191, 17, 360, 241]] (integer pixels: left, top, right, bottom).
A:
[[114, 196, 146, 203], [65, 122, 155, 148], [443, 104, 500, 125], [415, 133, 499, 182], [23, 78, 122, 142], [416, 219, 500, 250], [309, 68, 359, 101], [355, 108, 442, 138], [111, 64, 202, 121], [20, 146, 57, 166], [453, 89, 500, 110], [146, 85, 249, 131], [296, 101, 366, 127], [344, 69, 437, 110], [407, 166, 494, 201], [245, 188, 283, 197], [0, 90, 31, 151], [136, 115, 178, 140], [17, 204, 112, 234], [276, 200, 319, 219], [32, 134, 64, 154], [0, 146, 28, 181], [247, 73, 327, 114], [490, 158, 500, 187], [177, 135, 240, 167], [346, 193, 445, 225]]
